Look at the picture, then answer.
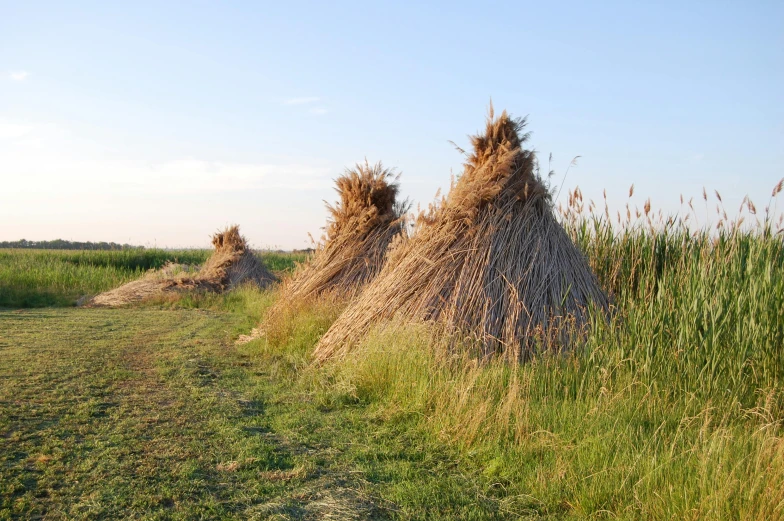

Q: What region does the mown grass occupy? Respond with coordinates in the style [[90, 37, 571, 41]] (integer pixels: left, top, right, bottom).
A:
[[1, 291, 516, 520], [0, 301, 295, 520], [0, 249, 306, 308], [1, 186, 783, 519]]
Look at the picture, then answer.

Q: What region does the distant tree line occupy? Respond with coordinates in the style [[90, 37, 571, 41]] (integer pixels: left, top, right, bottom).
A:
[[0, 239, 142, 250]]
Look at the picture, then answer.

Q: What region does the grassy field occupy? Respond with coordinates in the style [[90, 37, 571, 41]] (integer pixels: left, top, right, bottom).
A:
[[0, 249, 305, 308], [1, 292, 515, 520], [1, 196, 783, 519]]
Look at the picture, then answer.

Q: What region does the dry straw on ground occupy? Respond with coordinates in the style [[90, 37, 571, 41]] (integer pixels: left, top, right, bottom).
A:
[[274, 161, 406, 305], [314, 107, 610, 363], [87, 225, 275, 307]]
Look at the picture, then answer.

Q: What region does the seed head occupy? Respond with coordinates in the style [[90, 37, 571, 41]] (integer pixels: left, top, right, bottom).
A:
[[772, 178, 784, 197]]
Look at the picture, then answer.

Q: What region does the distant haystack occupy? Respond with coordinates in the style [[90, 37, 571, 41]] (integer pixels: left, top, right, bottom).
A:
[[87, 225, 275, 307], [199, 225, 276, 291], [314, 108, 610, 363], [276, 161, 406, 305]]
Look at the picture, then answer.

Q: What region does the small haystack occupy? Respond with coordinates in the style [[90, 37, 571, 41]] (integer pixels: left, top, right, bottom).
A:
[[87, 225, 275, 307], [199, 225, 276, 290], [314, 108, 610, 363], [276, 161, 405, 304]]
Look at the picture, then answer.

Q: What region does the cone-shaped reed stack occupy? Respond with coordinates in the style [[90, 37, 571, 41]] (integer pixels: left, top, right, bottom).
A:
[[314, 108, 610, 363], [87, 225, 274, 307], [275, 161, 405, 305], [199, 225, 276, 290]]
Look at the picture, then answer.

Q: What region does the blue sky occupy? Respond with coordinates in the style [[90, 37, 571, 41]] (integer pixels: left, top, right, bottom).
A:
[[2, 1, 782, 248]]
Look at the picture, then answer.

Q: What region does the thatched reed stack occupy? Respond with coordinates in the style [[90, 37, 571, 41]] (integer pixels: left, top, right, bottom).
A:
[[198, 225, 276, 291], [274, 161, 406, 305], [87, 225, 274, 307], [313, 108, 610, 363]]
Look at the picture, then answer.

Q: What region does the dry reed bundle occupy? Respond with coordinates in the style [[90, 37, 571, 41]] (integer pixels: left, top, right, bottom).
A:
[[198, 225, 276, 290], [275, 161, 405, 305], [87, 225, 275, 307], [313, 108, 610, 363]]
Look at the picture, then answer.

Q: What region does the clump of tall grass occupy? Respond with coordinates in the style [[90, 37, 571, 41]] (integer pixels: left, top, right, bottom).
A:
[[317, 323, 784, 518]]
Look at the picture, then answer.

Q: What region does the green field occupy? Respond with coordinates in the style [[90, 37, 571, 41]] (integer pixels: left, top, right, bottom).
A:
[[0, 250, 305, 308], [1, 210, 783, 519]]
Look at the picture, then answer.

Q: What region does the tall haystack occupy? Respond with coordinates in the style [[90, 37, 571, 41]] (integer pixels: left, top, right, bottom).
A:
[[276, 160, 405, 304], [87, 225, 275, 307], [313, 108, 610, 363]]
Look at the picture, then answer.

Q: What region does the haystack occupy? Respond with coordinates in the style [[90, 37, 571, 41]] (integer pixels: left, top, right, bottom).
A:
[[313, 108, 610, 363], [87, 225, 275, 307], [198, 225, 276, 290], [276, 161, 405, 305]]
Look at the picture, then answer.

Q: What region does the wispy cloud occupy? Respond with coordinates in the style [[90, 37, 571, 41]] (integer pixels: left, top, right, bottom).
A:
[[310, 108, 328, 115], [283, 96, 320, 105], [10, 71, 29, 81], [1, 120, 336, 194]]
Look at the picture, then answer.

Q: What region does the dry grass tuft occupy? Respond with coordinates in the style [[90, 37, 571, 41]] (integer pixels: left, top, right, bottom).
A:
[[314, 107, 610, 363], [86, 225, 275, 307], [216, 460, 241, 472]]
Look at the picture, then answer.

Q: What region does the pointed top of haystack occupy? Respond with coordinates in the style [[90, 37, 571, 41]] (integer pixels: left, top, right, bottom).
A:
[[211, 225, 247, 253], [446, 108, 547, 223], [326, 160, 400, 241], [466, 106, 526, 170], [314, 108, 609, 363]]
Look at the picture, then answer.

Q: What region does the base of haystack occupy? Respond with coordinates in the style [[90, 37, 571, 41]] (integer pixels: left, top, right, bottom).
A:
[[83, 277, 198, 307]]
